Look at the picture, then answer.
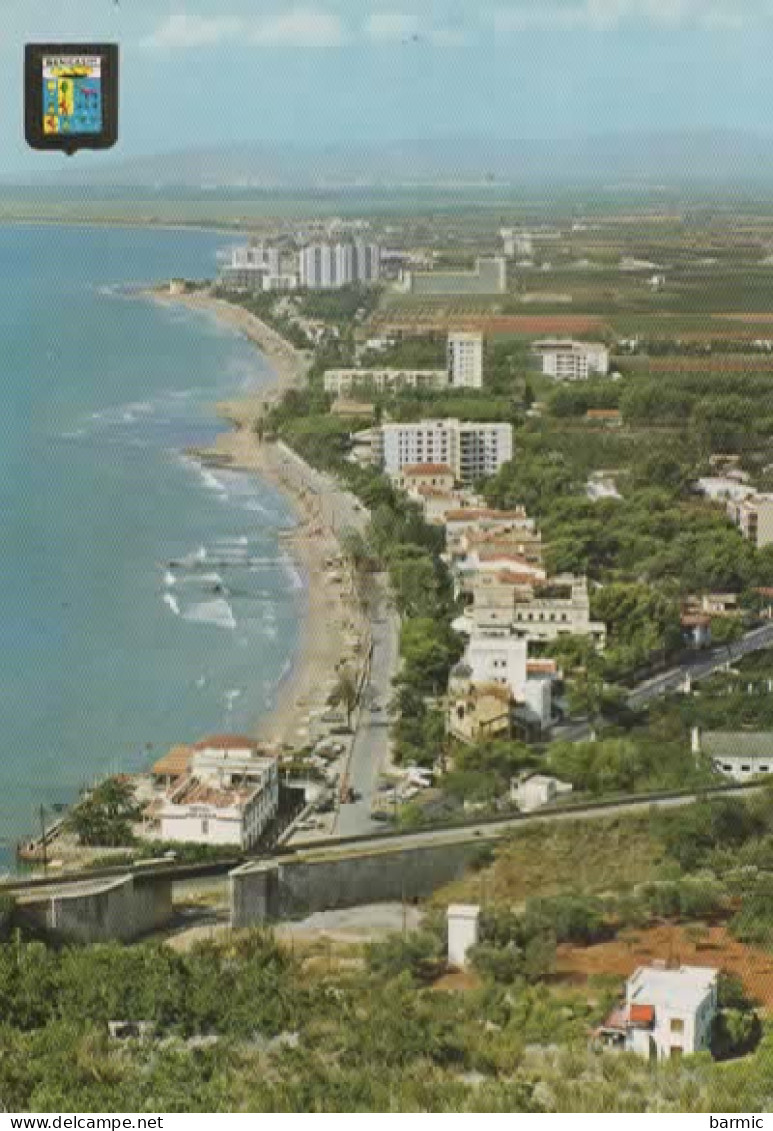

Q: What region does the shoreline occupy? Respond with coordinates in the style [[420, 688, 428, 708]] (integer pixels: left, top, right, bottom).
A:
[[150, 288, 368, 751]]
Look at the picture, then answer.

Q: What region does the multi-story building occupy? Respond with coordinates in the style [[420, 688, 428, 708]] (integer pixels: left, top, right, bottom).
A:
[[157, 734, 279, 850], [533, 339, 610, 380], [727, 492, 773, 548], [402, 256, 507, 296], [468, 572, 606, 648], [459, 636, 551, 728], [299, 242, 382, 289], [447, 679, 513, 744], [218, 244, 283, 292], [445, 509, 543, 564], [596, 965, 718, 1060], [381, 419, 513, 485], [448, 332, 484, 388], [323, 368, 447, 396]]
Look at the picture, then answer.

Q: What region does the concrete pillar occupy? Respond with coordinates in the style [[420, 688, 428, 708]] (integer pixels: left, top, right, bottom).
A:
[[447, 903, 481, 969]]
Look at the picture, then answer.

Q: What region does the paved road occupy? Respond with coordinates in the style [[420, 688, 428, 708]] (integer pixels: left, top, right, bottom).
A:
[[554, 621, 773, 744], [297, 782, 764, 860], [274, 443, 401, 837], [337, 588, 400, 838], [627, 622, 773, 709]]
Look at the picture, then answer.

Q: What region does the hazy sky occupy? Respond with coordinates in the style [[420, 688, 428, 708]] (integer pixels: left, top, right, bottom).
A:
[[5, 0, 772, 173]]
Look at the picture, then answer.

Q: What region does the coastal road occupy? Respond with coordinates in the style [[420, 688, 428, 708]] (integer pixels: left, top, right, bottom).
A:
[[273, 442, 402, 835], [337, 584, 401, 838]]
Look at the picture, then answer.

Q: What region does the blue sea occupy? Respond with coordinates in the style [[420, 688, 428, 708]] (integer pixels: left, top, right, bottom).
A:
[[0, 224, 302, 868]]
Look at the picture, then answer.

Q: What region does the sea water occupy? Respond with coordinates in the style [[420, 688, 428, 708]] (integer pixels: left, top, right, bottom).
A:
[[0, 224, 302, 868]]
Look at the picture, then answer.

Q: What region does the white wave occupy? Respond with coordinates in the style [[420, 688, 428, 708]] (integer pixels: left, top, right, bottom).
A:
[[183, 598, 236, 630], [283, 556, 305, 592], [213, 536, 249, 547], [163, 593, 181, 617], [174, 571, 223, 586], [164, 571, 176, 587], [177, 547, 208, 568], [224, 689, 242, 705], [195, 676, 207, 688], [199, 468, 228, 494]]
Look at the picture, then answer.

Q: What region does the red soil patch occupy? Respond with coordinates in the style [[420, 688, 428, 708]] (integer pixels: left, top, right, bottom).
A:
[[642, 356, 773, 372], [374, 315, 610, 337], [719, 314, 773, 323], [557, 924, 773, 1011]]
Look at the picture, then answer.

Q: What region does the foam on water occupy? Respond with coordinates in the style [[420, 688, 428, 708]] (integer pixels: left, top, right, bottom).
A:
[[163, 592, 181, 617], [183, 598, 237, 630]]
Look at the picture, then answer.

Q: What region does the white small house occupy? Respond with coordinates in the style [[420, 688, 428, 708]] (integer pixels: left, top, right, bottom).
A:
[[511, 773, 573, 813], [597, 964, 718, 1060]]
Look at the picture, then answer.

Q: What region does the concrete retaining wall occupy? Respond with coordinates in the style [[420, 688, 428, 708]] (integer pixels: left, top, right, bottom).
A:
[[17, 874, 173, 943], [231, 839, 484, 927]]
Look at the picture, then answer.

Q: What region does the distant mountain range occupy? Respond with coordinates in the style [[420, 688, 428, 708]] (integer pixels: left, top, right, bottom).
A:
[[14, 131, 773, 188]]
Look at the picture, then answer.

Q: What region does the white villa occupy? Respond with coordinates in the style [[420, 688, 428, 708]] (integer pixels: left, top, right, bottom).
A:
[[597, 965, 718, 1060]]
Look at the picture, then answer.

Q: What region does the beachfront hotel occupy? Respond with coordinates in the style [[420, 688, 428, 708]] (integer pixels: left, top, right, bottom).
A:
[[380, 419, 513, 485], [154, 735, 279, 850]]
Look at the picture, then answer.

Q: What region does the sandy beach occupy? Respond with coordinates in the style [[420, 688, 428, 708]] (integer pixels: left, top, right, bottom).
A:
[[151, 288, 369, 750]]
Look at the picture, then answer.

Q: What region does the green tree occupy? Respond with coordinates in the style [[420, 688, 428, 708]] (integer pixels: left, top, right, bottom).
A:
[[329, 667, 359, 729], [67, 778, 143, 848]]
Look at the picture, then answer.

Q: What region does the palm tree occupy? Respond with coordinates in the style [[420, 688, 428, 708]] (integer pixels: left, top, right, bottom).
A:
[[329, 667, 359, 729]]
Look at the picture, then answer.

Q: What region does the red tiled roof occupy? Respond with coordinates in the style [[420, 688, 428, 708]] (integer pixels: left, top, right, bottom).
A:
[[152, 744, 193, 779], [629, 1003, 655, 1026], [193, 734, 259, 751], [586, 409, 621, 420], [527, 660, 558, 675], [446, 508, 528, 522], [681, 614, 711, 628]]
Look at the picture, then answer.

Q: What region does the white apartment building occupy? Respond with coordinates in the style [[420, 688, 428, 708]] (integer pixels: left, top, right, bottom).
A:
[[727, 492, 773, 548], [157, 734, 279, 850], [470, 573, 607, 649], [533, 339, 610, 380], [448, 332, 484, 388], [323, 368, 447, 396], [381, 419, 513, 485], [218, 244, 283, 292], [597, 965, 718, 1060], [299, 242, 381, 289], [462, 635, 551, 727]]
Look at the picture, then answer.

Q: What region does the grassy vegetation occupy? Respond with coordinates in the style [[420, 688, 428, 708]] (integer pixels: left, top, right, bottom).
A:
[[437, 814, 668, 906]]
